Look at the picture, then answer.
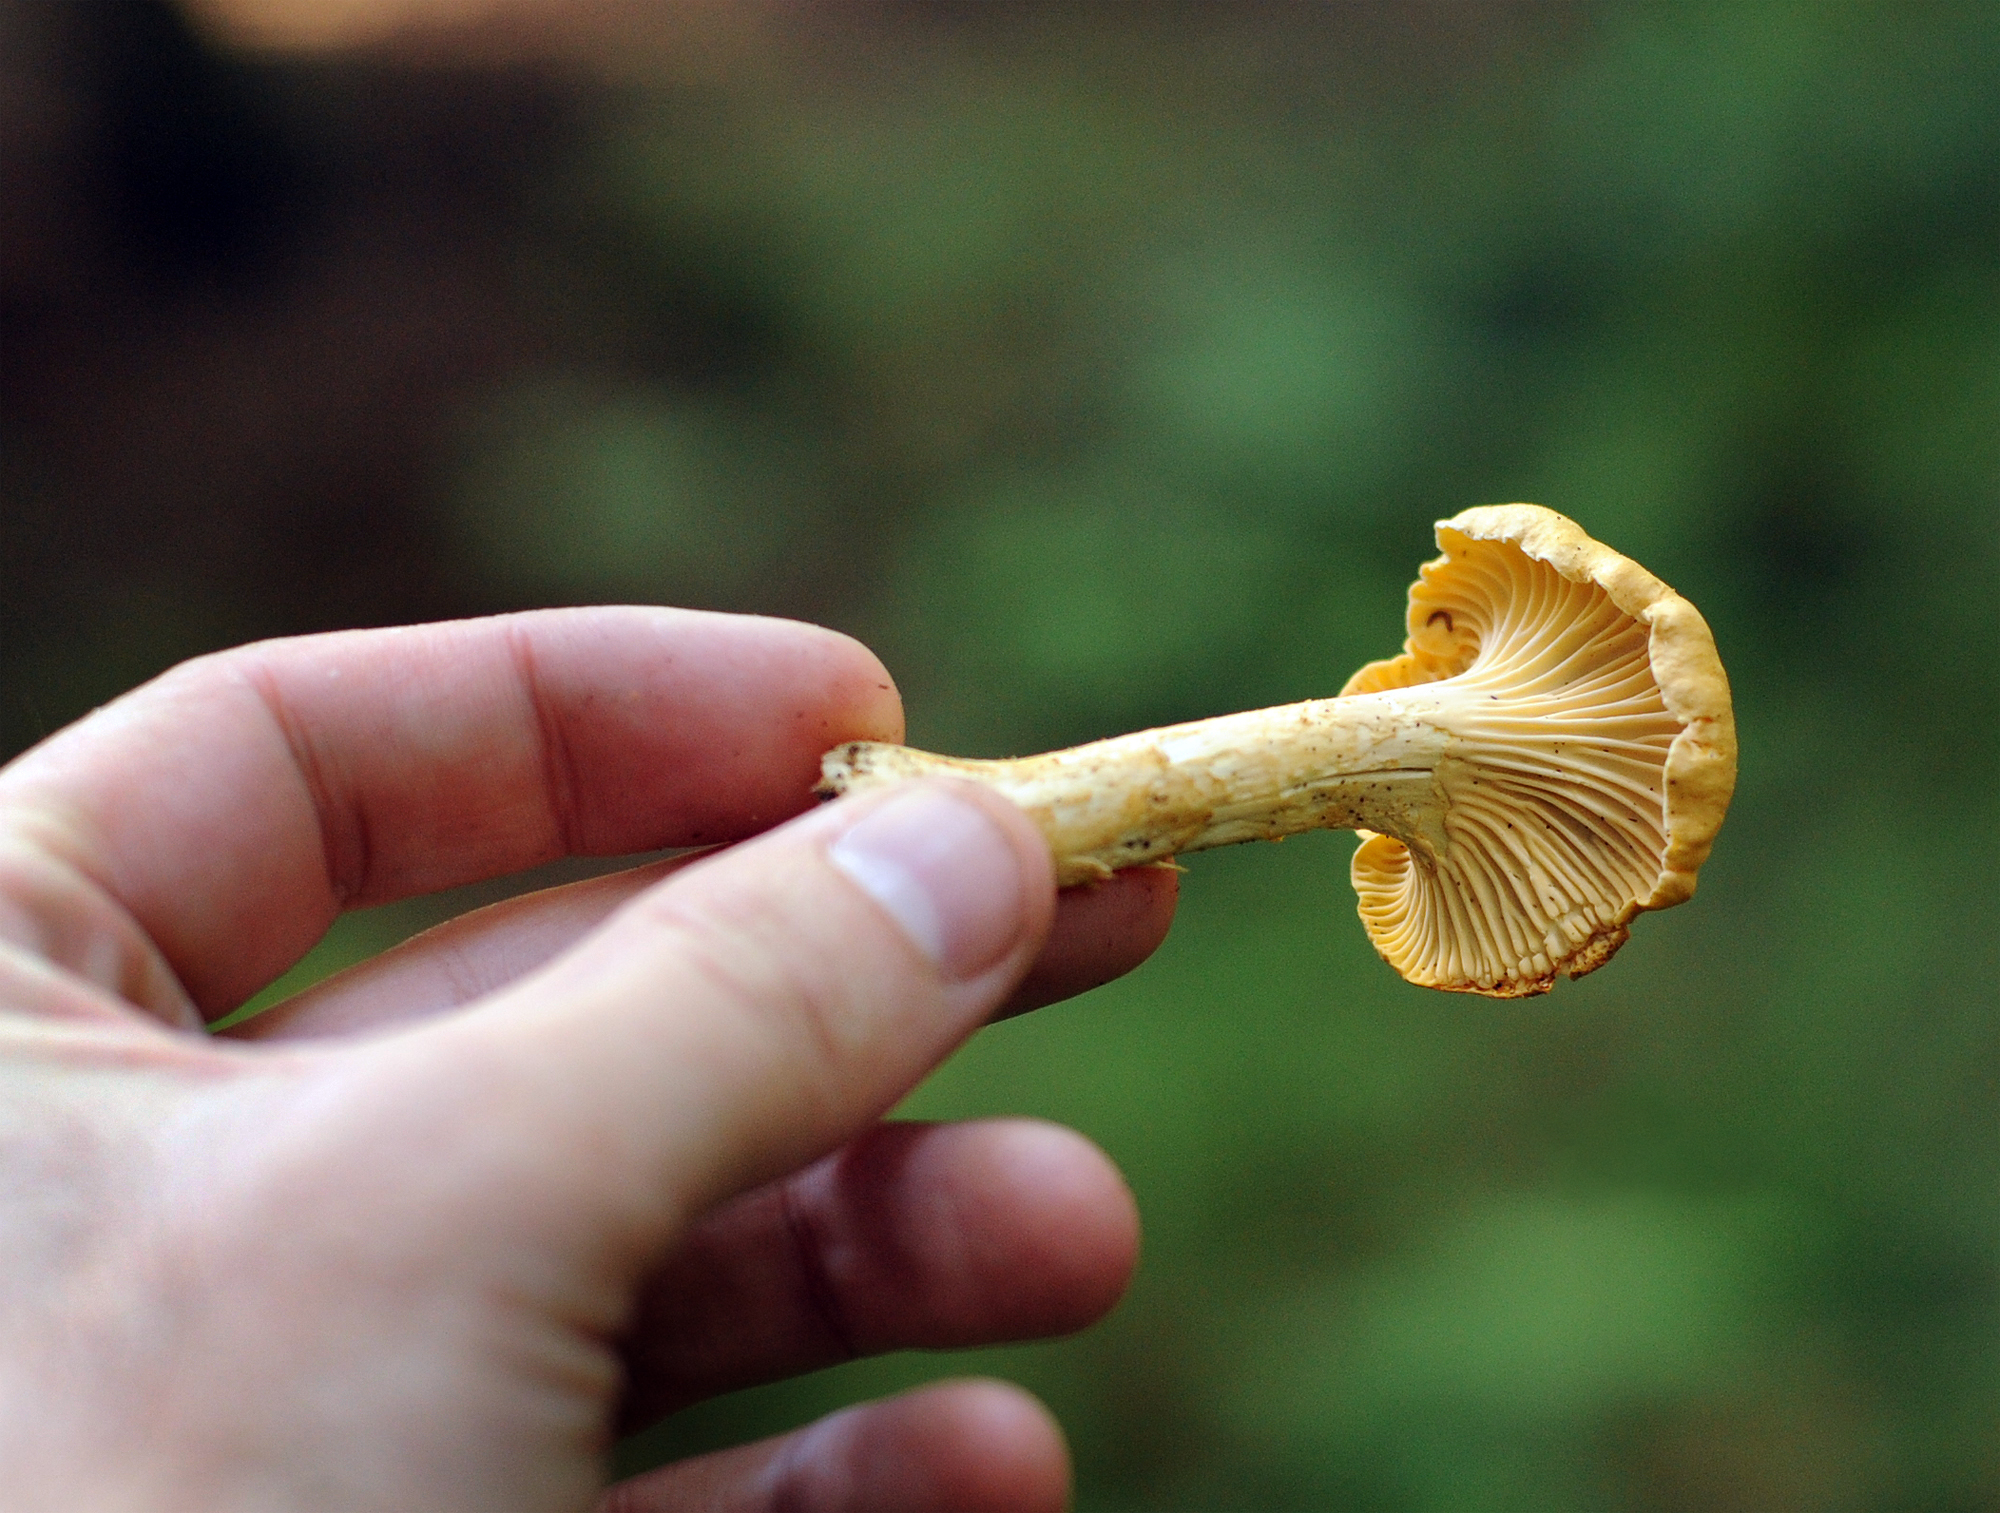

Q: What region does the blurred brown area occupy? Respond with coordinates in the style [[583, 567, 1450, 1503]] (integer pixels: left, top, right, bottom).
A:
[[6, 0, 580, 722]]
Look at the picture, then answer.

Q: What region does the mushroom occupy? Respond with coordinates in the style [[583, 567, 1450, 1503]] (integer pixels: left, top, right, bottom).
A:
[[820, 504, 1736, 996]]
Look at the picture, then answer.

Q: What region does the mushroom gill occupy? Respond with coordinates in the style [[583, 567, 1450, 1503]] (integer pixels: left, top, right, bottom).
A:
[[1343, 507, 1729, 994]]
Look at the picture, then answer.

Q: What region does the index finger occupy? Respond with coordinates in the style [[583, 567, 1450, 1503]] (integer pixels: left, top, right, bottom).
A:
[[0, 608, 902, 1017]]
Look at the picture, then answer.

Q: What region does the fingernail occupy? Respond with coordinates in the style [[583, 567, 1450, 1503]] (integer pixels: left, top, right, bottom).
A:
[[828, 786, 1029, 981]]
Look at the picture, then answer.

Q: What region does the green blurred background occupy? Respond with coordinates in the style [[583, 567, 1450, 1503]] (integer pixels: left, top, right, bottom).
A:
[[6, 2, 2000, 1507]]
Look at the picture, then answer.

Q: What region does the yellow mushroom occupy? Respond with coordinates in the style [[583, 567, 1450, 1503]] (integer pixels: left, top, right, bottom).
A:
[[819, 504, 1736, 996]]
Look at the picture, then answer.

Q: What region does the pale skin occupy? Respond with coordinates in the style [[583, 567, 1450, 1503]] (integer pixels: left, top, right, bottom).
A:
[[0, 607, 1177, 1512]]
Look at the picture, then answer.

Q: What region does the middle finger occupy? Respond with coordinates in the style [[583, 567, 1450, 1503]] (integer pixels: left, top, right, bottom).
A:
[[617, 1118, 1139, 1433]]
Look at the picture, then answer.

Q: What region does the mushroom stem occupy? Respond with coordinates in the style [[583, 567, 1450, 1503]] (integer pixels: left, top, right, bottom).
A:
[[819, 690, 1454, 888]]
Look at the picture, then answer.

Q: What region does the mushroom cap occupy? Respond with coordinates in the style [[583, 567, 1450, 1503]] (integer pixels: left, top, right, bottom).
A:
[[1340, 504, 1736, 997]]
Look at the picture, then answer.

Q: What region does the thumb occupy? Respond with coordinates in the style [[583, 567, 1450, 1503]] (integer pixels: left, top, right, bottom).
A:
[[397, 779, 1055, 1272]]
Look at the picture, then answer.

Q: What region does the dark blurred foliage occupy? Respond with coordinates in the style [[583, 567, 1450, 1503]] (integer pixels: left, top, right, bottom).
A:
[[8, 1, 2000, 1507]]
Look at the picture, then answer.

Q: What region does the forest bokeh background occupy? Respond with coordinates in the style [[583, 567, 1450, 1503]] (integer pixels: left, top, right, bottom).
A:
[[7, 3, 2000, 1508]]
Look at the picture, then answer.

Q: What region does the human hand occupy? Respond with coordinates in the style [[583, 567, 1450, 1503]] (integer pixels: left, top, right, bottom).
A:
[[0, 608, 1176, 1512]]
